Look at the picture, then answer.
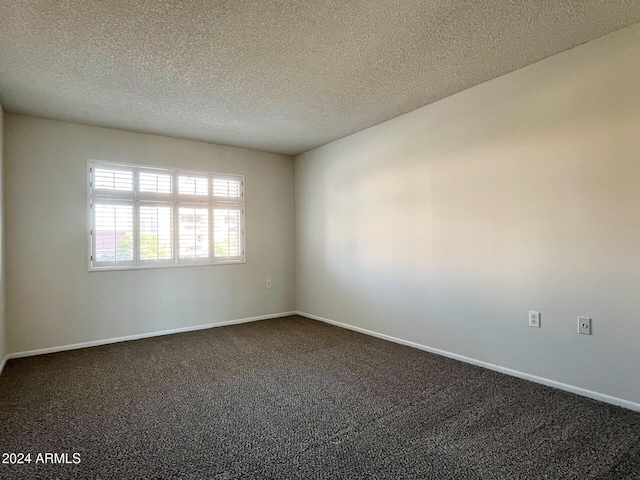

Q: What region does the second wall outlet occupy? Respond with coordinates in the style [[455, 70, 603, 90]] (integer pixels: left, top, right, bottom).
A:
[[266, 279, 272, 288], [529, 311, 540, 328]]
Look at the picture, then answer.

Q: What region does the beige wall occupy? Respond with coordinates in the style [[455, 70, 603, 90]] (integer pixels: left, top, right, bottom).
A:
[[4, 115, 295, 353], [0, 104, 5, 367], [295, 23, 640, 405]]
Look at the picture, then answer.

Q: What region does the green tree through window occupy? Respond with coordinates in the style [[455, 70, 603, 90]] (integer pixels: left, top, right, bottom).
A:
[[117, 233, 170, 260]]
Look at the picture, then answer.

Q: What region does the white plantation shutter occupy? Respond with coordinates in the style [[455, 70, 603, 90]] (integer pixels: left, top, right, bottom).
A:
[[139, 170, 173, 195], [214, 208, 242, 258], [212, 175, 244, 259], [178, 174, 209, 196], [213, 177, 241, 198], [93, 166, 134, 192], [178, 206, 210, 260], [139, 204, 174, 261], [89, 161, 244, 270], [93, 202, 135, 265]]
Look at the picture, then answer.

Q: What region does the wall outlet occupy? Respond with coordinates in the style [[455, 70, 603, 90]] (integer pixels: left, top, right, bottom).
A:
[[528, 311, 540, 328], [578, 317, 591, 335], [266, 279, 272, 289]]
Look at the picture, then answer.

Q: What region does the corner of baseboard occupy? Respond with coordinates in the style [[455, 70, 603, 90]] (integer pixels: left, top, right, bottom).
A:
[[0, 354, 8, 377], [294, 311, 640, 413]]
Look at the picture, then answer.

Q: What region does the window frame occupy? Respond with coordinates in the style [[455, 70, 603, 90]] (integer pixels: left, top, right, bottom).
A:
[[87, 160, 245, 271]]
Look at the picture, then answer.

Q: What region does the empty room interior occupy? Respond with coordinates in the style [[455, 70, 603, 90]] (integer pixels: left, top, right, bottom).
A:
[[1, 1, 640, 478]]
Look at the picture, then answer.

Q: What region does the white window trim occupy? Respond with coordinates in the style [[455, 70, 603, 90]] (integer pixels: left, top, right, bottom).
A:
[[87, 160, 246, 271]]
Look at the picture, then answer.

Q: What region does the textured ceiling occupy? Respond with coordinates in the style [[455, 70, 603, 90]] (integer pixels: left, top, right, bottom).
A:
[[1, 1, 640, 155]]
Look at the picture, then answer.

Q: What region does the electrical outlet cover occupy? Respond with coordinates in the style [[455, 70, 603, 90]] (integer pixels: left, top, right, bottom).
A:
[[528, 311, 540, 328], [578, 317, 592, 335]]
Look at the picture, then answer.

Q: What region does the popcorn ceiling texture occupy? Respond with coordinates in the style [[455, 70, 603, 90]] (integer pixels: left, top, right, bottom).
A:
[[1, 1, 640, 155]]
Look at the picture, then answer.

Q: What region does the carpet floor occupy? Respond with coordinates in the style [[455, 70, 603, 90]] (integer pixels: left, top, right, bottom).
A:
[[1, 315, 639, 479]]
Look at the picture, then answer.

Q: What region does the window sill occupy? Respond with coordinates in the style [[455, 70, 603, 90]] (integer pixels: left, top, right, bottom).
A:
[[88, 259, 246, 272]]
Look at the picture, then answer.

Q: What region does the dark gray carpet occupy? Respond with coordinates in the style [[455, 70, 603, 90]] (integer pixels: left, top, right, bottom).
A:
[[1, 315, 639, 479]]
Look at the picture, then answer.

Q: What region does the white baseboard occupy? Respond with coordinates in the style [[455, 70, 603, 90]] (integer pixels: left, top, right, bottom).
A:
[[295, 311, 640, 413], [5, 312, 296, 361], [0, 354, 7, 377]]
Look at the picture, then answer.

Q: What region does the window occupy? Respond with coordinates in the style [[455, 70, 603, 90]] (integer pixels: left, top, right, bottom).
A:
[[88, 161, 244, 270]]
